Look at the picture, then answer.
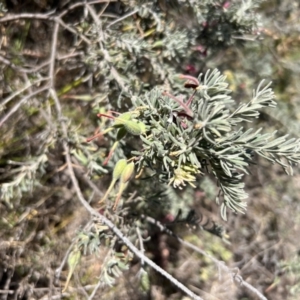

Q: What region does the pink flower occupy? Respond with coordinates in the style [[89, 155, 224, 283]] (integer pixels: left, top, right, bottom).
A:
[[223, 1, 231, 9], [185, 64, 197, 75]]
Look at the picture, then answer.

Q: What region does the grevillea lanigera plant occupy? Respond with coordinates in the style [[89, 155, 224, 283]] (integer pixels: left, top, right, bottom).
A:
[[88, 69, 300, 220]]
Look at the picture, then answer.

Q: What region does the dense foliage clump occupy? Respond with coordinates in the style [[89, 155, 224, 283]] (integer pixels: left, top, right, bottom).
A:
[[1, 1, 300, 299]]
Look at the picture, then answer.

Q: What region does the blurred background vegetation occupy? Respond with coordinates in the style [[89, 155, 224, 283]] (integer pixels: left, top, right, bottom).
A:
[[1, 0, 300, 299]]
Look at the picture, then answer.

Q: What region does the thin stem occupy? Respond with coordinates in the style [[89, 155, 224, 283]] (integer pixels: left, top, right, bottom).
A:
[[49, 22, 59, 90], [186, 89, 197, 107], [163, 91, 194, 117], [107, 8, 139, 28], [136, 227, 145, 266], [97, 113, 115, 120], [179, 74, 200, 86], [0, 77, 48, 108], [86, 127, 114, 142]]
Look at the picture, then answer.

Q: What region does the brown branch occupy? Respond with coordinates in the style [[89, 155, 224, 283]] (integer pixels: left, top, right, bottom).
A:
[[0, 13, 55, 22], [1, 77, 48, 108], [0, 85, 49, 128], [143, 215, 269, 300], [107, 8, 139, 29], [0, 1, 115, 23], [0, 54, 39, 73], [49, 22, 59, 90], [58, 0, 116, 19]]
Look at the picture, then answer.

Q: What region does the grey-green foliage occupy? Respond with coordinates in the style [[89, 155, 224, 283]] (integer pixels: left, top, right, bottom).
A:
[[85, 0, 261, 97], [74, 222, 133, 287], [0, 3, 7, 14], [0, 154, 47, 206], [0, 0, 292, 297], [0, 0, 263, 208], [281, 254, 300, 298], [101, 251, 131, 286], [125, 69, 300, 220], [184, 0, 262, 48]]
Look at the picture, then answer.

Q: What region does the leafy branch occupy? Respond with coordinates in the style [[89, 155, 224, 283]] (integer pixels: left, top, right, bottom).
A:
[[96, 69, 300, 219]]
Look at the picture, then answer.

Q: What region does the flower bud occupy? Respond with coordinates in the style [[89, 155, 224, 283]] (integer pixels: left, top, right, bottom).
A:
[[124, 120, 146, 136], [113, 159, 128, 180], [99, 159, 128, 203], [121, 162, 135, 184], [62, 248, 81, 292], [114, 112, 132, 126]]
